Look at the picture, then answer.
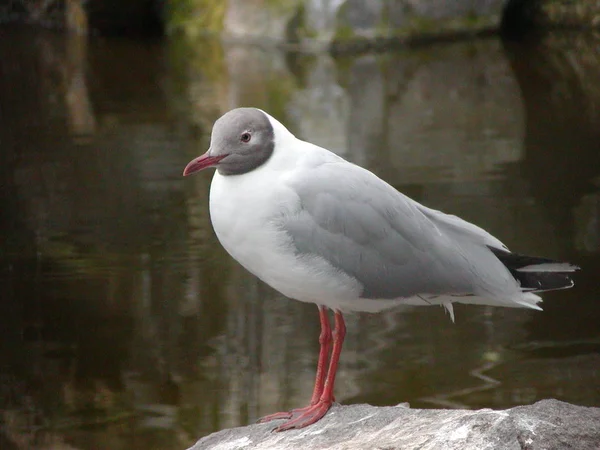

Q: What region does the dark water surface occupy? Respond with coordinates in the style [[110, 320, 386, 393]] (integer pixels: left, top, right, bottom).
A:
[[1, 26, 599, 449]]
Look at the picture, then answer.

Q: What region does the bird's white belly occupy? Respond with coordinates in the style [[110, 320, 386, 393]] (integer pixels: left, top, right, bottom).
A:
[[209, 171, 362, 308]]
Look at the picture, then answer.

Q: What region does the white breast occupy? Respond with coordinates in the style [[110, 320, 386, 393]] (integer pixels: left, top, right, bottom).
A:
[[208, 150, 362, 308]]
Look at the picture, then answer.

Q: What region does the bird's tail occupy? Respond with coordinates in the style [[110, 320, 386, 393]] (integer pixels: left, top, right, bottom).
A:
[[488, 246, 579, 292]]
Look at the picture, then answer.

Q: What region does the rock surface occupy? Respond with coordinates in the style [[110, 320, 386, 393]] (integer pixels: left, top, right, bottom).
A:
[[170, 1, 600, 50], [188, 399, 600, 450], [226, 0, 504, 49], [503, 0, 600, 32], [171, 0, 504, 48]]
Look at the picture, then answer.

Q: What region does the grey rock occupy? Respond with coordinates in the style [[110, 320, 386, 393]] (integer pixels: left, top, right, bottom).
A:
[[188, 399, 600, 450], [341, 0, 385, 32], [506, 0, 600, 29], [223, 0, 301, 42], [219, 0, 505, 48], [173, 1, 600, 46]]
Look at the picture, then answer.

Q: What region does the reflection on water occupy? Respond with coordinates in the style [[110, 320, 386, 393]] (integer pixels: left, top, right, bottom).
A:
[[1, 26, 599, 449]]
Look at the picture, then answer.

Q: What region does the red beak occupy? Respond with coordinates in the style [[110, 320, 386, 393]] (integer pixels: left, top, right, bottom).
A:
[[183, 152, 226, 176]]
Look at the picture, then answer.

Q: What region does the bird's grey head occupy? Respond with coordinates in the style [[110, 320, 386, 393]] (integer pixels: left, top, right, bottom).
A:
[[210, 108, 275, 175], [184, 108, 274, 177]]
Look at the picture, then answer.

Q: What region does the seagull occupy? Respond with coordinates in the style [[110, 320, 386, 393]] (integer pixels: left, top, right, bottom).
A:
[[183, 107, 579, 432]]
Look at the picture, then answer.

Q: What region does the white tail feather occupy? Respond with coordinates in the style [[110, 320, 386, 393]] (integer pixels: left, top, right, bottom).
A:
[[517, 263, 579, 272], [443, 303, 455, 322]]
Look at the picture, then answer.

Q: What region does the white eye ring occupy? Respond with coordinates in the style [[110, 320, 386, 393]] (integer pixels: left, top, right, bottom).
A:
[[241, 132, 251, 143]]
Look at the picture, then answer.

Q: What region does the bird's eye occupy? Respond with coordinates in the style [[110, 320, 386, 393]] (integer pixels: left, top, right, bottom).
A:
[[241, 132, 251, 143]]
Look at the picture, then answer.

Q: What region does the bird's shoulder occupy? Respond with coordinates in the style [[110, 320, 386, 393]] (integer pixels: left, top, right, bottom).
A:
[[284, 151, 508, 252], [285, 151, 416, 219], [279, 152, 437, 253]]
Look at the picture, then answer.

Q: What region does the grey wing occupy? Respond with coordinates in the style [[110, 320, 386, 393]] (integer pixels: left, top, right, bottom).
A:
[[415, 204, 509, 252], [281, 162, 513, 300]]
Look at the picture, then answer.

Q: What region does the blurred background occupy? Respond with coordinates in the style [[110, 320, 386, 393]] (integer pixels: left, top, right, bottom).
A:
[[1, 1, 599, 449]]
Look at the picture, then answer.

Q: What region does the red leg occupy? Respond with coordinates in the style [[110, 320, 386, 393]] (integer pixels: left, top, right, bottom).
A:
[[310, 306, 332, 404], [274, 310, 346, 432], [257, 305, 332, 423], [319, 310, 345, 403]]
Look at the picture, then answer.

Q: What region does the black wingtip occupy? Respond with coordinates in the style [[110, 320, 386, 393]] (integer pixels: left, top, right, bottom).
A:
[[487, 246, 578, 292]]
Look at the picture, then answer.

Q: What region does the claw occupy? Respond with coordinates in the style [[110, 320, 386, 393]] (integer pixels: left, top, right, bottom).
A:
[[272, 400, 332, 432], [257, 411, 293, 423]]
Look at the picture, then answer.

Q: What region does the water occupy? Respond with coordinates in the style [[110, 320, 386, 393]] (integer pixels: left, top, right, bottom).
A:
[[1, 26, 599, 449]]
